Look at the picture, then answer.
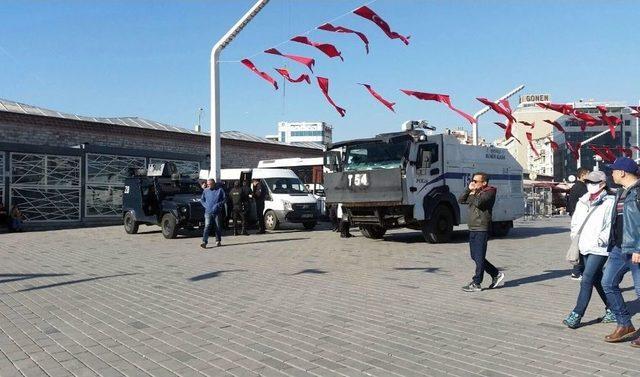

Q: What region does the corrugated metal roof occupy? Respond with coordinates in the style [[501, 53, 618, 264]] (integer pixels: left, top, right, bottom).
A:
[[0, 98, 323, 150]]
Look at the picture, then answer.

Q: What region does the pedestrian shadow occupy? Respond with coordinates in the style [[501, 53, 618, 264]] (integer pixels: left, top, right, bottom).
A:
[[15, 273, 138, 293], [0, 273, 71, 284], [393, 267, 441, 273], [188, 270, 247, 282], [382, 231, 468, 244], [291, 269, 328, 276], [498, 269, 573, 289], [224, 237, 309, 247]]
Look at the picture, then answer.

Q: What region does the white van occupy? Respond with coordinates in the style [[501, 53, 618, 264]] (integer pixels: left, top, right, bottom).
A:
[[202, 168, 319, 231]]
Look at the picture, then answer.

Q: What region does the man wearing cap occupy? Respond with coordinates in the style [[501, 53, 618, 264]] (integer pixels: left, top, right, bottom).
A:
[[601, 157, 640, 345]]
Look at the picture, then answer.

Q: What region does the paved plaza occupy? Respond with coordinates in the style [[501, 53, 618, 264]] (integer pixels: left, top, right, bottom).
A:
[[1, 218, 639, 377]]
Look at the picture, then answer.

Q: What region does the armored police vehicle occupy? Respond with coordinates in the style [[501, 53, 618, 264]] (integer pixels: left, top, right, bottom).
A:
[[324, 121, 525, 243], [122, 162, 204, 239]]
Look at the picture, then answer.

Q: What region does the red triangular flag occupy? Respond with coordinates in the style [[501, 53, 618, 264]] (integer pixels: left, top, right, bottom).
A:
[[494, 122, 521, 144], [543, 119, 565, 133], [402, 90, 476, 125], [359, 84, 395, 112], [353, 6, 410, 45], [477, 97, 516, 123], [572, 110, 598, 132], [566, 141, 581, 160], [316, 77, 346, 117], [264, 48, 315, 72], [547, 137, 559, 152], [240, 59, 278, 90], [536, 102, 574, 115], [526, 132, 539, 157], [291, 36, 344, 61], [318, 23, 370, 54], [274, 68, 310, 84]]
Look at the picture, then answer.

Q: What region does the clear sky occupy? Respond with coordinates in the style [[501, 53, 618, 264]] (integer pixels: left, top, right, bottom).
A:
[[1, 0, 639, 143]]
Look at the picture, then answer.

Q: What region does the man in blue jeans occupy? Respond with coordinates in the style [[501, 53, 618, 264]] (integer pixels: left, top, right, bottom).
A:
[[200, 178, 226, 248], [601, 157, 640, 345], [458, 172, 505, 292]]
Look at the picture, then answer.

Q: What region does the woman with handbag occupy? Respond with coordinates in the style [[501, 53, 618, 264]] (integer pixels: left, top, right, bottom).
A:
[[563, 171, 616, 328]]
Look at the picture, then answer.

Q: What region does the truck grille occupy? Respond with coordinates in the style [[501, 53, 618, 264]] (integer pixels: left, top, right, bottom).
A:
[[292, 203, 315, 211]]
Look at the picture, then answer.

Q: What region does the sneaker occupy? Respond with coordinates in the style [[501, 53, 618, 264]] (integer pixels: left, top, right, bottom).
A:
[[462, 282, 482, 292], [563, 311, 582, 329], [570, 273, 582, 281], [215, 241, 221, 247], [489, 272, 505, 289], [200, 242, 207, 249], [601, 308, 616, 324]]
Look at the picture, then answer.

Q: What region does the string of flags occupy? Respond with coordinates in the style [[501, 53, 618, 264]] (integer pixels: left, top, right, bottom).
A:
[[236, 2, 639, 162]]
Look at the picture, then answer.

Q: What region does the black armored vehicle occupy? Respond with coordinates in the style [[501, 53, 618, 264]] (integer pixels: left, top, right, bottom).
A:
[[122, 162, 204, 239]]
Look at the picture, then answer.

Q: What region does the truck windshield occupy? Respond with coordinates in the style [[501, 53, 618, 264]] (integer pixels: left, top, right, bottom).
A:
[[264, 178, 308, 194], [344, 141, 408, 171]]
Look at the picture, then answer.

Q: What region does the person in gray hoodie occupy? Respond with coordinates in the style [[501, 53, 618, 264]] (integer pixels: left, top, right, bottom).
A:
[[458, 172, 505, 292]]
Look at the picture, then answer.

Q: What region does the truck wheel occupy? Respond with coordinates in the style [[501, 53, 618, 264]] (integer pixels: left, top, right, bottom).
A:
[[423, 205, 453, 243], [302, 221, 316, 230], [123, 212, 139, 234], [359, 225, 386, 239], [491, 221, 512, 237], [264, 210, 279, 231], [161, 213, 178, 239]]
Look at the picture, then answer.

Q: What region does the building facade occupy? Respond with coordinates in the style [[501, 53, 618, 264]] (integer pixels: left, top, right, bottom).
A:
[[268, 121, 332, 147], [0, 99, 322, 228]]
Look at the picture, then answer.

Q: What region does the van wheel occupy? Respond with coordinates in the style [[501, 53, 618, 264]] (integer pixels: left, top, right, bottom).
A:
[[423, 205, 453, 243], [161, 213, 178, 239], [491, 221, 512, 237], [359, 225, 386, 239], [302, 221, 316, 230], [264, 210, 279, 231], [123, 212, 139, 234]]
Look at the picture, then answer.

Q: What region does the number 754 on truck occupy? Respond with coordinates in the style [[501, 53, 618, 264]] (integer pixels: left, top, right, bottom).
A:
[[323, 121, 525, 243]]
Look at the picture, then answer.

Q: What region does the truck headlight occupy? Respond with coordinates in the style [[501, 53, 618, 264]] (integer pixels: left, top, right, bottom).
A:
[[180, 207, 187, 214], [283, 200, 293, 211]]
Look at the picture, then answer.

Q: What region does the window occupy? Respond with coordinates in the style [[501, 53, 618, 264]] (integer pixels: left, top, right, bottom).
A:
[[280, 131, 286, 142], [417, 144, 439, 168], [290, 131, 324, 137]]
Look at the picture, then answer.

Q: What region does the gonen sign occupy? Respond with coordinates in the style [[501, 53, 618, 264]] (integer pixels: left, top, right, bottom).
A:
[[520, 94, 550, 104]]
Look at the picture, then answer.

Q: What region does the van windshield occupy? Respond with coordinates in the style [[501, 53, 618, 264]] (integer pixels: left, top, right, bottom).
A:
[[264, 178, 308, 194], [344, 141, 408, 171]]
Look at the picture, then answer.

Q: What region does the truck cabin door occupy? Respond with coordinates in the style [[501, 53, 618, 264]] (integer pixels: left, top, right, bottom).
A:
[[416, 143, 442, 187]]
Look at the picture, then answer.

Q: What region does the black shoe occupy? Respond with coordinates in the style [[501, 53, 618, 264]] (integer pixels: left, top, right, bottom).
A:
[[200, 242, 207, 249], [462, 282, 482, 292], [340, 233, 353, 238]]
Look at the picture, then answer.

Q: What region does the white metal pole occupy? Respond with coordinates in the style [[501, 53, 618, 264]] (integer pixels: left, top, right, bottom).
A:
[[210, 0, 270, 181], [472, 84, 525, 145], [576, 129, 610, 169]]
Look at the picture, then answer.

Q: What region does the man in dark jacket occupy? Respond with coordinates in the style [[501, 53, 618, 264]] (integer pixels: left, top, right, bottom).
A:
[[600, 158, 640, 344], [458, 172, 505, 292], [229, 181, 250, 236], [200, 179, 226, 248], [567, 167, 590, 280], [252, 179, 267, 234]]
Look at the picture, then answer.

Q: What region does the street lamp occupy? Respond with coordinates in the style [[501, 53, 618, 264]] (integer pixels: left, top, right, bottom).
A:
[[210, 0, 270, 181], [576, 129, 609, 169]]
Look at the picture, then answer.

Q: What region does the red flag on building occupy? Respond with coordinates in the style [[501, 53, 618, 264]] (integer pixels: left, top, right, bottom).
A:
[[353, 6, 410, 45], [317, 77, 346, 117], [401, 90, 476, 125], [264, 48, 315, 72], [547, 137, 559, 152], [359, 84, 395, 112], [572, 110, 598, 132], [596, 105, 622, 138], [543, 119, 565, 133], [318, 23, 370, 53], [526, 132, 539, 157], [291, 36, 344, 61], [274, 68, 310, 84], [241, 59, 278, 90]]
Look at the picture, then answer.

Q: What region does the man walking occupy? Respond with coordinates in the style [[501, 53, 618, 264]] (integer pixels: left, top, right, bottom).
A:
[[252, 179, 267, 234], [567, 167, 590, 280], [601, 157, 640, 345], [458, 172, 505, 292], [200, 178, 226, 248], [229, 181, 250, 236]]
